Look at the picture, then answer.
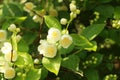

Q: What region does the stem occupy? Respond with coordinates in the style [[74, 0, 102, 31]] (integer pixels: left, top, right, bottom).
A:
[[65, 18, 73, 33], [73, 49, 82, 55]]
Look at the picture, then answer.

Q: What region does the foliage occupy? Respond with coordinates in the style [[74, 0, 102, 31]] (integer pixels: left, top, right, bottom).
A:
[[0, 0, 120, 80]]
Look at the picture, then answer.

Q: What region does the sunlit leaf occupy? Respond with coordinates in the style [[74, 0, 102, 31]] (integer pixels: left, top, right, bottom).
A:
[[44, 16, 62, 30], [42, 53, 61, 75]]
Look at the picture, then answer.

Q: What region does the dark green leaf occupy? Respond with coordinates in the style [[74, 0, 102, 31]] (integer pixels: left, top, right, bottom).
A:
[[81, 24, 105, 40], [84, 69, 99, 80], [61, 54, 80, 71], [114, 6, 120, 19], [95, 5, 114, 18]]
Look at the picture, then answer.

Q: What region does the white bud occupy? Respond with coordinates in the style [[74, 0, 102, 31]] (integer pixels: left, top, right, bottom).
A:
[[34, 59, 39, 64], [33, 15, 40, 22], [60, 18, 68, 25], [8, 24, 16, 32], [70, 3, 77, 12], [24, 2, 35, 12], [16, 35, 22, 42], [70, 12, 77, 19]]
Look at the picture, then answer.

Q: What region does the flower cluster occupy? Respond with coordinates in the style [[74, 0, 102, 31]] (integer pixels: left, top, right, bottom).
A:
[[0, 42, 17, 79], [69, 0, 80, 19], [104, 74, 117, 80], [38, 28, 73, 58], [112, 19, 120, 29], [0, 24, 20, 79]]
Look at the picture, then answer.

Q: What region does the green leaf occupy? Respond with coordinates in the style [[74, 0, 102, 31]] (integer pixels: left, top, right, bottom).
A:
[[22, 15, 39, 29], [84, 69, 99, 80], [23, 31, 37, 45], [42, 53, 61, 75], [114, 6, 120, 19], [81, 24, 105, 40], [44, 16, 62, 30], [26, 68, 41, 80], [2, 3, 22, 17], [18, 39, 29, 52], [71, 34, 93, 48], [95, 5, 114, 18], [59, 43, 74, 55], [17, 52, 33, 67], [61, 54, 80, 71], [14, 55, 25, 67], [98, 0, 112, 3], [84, 41, 97, 51], [40, 67, 48, 80]]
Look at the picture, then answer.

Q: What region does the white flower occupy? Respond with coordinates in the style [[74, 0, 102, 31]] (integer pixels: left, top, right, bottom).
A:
[[59, 34, 73, 48], [47, 28, 61, 44], [4, 67, 15, 79], [44, 44, 57, 58], [1, 42, 12, 54], [24, 2, 35, 12], [60, 18, 67, 25], [0, 57, 10, 73], [4, 50, 17, 62], [0, 30, 7, 42], [38, 40, 57, 58]]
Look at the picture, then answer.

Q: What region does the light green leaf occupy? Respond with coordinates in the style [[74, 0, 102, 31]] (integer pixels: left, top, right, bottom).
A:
[[81, 24, 105, 40], [84, 41, 97, 51], [44, 16, 62, 30], [114, 6, 120, 19], [17, 52, 34, 67], [71, 34, 93, 47], [18, 39, 29, 52], [42, 53, 61, 75], [2, 3, 22, 17], [84, 69, 99, 80], [26, 68, 41, 80]]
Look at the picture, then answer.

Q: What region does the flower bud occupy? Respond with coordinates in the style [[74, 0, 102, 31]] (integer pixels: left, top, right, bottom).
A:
[[34, 58, 39, 64], [33, 15, 40, 22], [8, 24, 16, 32], [60, 18, 67, 25], [24, 2, 35, 12], [69, 3, 77, 12]]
